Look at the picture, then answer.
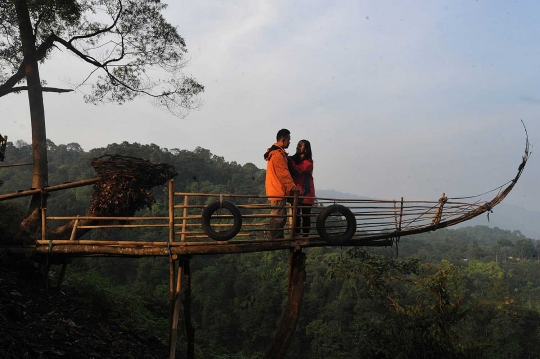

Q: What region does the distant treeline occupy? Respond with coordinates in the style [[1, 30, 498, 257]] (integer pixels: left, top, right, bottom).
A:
[[2, 140, 540, 358], [0, 140, 266, 238]]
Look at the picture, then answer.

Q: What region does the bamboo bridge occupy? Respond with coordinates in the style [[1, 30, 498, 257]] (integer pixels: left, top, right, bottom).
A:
[[2, 178, 521, 259]]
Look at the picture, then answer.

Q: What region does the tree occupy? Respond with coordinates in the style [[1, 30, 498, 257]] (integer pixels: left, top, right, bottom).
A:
[[1, 0, 204, 234]]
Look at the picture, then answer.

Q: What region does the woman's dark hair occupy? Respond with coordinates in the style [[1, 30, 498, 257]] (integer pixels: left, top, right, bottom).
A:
[[292, 139, 312, 163]]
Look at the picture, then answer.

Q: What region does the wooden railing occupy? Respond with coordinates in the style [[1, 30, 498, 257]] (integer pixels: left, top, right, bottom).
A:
[[1, 178, 491, 256]]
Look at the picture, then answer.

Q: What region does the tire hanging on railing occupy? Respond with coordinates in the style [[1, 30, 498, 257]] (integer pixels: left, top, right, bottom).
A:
[[202, 200, 243, 241], [316, 204, 356, 245]]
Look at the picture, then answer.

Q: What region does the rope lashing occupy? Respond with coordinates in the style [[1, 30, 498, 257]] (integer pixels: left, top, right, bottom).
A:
[[486, 203, 493, 222], [432, 193, 447, 229], [391, 236, 400, 258]]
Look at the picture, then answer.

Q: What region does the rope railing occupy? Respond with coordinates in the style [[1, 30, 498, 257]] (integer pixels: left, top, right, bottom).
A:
[[36, 187, 505, 246]]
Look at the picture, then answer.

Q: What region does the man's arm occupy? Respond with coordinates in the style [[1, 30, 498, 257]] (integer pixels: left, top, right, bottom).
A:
[[275, 153, 297, 194]]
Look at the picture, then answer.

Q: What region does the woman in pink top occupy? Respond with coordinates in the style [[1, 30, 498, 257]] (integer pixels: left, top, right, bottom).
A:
[[288, 140, 315, 236]]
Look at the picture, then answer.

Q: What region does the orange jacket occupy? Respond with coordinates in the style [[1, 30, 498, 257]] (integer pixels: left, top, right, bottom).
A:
[[264, 144, 296, 201]]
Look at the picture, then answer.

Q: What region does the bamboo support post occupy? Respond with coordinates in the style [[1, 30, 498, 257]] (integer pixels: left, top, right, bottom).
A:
[[168, 259, 175, 357], [290, 191, 298, 238], [393, 200, 398, 231], [40, 261, 51, 290], [169, 259, 175, 311], [181, 196, 189, 242], [183, 260, 194, 359], [41, 207, 46, 240], [169, 260, 184, 359], [399, 197, 403, 232], [57, 262, 68, 290], [265, 248, 306, 358], [69, 216, 79, 241], [169, 180, 174, 243]]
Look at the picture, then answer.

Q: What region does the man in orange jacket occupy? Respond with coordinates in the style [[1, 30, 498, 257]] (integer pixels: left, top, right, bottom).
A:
[[264, 128, 299, 239]]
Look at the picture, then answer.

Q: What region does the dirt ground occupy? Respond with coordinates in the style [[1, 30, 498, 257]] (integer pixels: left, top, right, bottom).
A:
[[0, 258, 169, 359]]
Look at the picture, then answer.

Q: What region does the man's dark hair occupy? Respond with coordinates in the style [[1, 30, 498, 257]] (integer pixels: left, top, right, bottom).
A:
[[276, 129, 290, 141]]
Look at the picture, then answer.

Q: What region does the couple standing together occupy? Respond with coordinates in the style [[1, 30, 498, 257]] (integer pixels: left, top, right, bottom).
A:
[[264, 128, 315, 239]]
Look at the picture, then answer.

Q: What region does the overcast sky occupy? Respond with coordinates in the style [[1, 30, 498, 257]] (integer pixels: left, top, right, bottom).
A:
[[2, 0, 539, 211]]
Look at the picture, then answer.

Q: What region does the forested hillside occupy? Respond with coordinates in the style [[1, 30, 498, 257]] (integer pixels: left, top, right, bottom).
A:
[[2, 140, 540, 358]]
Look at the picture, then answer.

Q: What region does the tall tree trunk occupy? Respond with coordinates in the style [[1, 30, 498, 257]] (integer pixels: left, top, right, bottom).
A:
[[264, 249, 306, 359], [13, 0, 49, 233]]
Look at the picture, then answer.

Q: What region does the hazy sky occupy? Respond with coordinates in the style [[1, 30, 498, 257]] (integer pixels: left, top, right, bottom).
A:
[[2, 0, 539, 211]]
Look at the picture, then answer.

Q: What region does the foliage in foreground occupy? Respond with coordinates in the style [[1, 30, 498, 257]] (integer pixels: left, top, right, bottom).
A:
[[58, 243, 540, 359]]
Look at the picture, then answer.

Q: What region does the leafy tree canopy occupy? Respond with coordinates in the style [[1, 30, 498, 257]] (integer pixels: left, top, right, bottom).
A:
[[0, 0, 204, 117]]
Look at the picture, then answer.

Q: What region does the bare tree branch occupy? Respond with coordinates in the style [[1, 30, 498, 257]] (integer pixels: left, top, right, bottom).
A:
[[0, 33, 55, 97], [5, 86, 73, 95], [68, 1, 122, 45]]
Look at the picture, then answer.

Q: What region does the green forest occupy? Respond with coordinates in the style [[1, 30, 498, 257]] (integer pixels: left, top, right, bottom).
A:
[[2, 140, 540, 358]]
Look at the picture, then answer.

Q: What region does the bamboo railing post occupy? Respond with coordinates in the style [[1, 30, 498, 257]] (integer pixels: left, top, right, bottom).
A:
[[41, 207, 46, 240], [40, 191, 50, 289], [290, 192, 298, 239], [393, 200, 398, 231], [59, 213, 78, 290], [169, 180, 174, 243], [69, 216, 79, 241], [181, 195, 189, 242], [399, 197, 404, 232]]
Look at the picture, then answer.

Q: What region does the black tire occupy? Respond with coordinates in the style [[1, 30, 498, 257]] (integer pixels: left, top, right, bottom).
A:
[[316, 204, 356, 245], [202, 200, 242, 241]]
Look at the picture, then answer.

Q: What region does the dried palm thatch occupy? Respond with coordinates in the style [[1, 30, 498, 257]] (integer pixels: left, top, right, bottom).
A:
[[89, 155, 178, 216]]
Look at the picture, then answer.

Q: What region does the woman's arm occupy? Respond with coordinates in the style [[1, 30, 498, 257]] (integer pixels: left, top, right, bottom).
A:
[[288, 159, 313, 175]]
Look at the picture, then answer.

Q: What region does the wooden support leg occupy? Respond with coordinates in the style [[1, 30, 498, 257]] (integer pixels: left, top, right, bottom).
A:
[[169, 258, 183, 359], [183, 260, 195, 359], [56, 261, 68, 290], [264, 248, 306, 359], [39, 261, 50, 290]]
